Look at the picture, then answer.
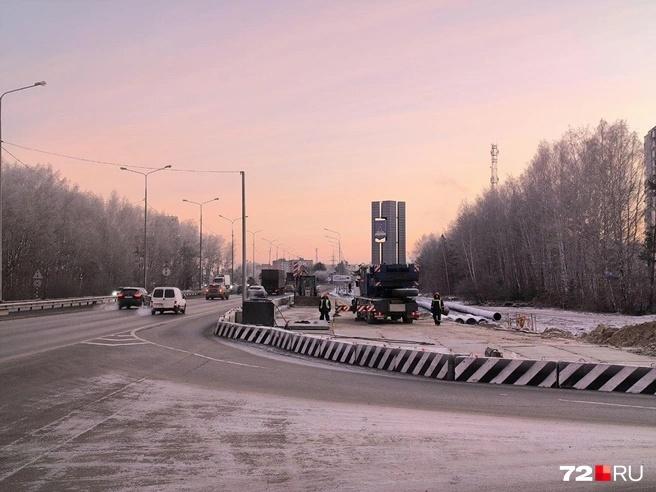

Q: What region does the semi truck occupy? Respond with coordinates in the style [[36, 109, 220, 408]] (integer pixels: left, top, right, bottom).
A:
[[260, 269, 286, 296], [354, 264, 420, 324]]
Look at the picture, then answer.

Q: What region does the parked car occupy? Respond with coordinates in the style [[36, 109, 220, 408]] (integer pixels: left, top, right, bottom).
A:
[[150, 287, 187, 314], [247, 285, 267, 299], [117, 287, 149, 309], [206, 282, 229, 300]]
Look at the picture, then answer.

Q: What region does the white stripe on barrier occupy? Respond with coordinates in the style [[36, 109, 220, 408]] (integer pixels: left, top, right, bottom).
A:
[[490, 360, 523, 384], [514, 361, 548, 386], [558, 362, 582, 383], [573, 364, 609, 390], [468, 358, 498, 383], [598, 366, 635, 392], [627, 370, 656, 394]]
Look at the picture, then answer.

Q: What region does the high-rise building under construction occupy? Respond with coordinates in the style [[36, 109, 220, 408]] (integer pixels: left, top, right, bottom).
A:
[[371, 200, 406, 265]]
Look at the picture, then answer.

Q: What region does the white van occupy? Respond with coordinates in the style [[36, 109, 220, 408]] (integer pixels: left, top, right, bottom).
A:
[[150, 287, 187, 315]]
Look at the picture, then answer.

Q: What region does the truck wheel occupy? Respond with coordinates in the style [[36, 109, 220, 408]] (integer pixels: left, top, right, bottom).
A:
[[402, 315, 413, 324], [173, 306, 179, 314], [366, 312, 376, 324]]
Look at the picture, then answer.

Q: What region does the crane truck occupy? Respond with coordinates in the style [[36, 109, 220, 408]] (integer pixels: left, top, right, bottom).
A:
[[354, 264, 420, 324]]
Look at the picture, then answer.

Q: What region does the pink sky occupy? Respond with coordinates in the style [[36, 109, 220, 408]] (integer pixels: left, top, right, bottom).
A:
[[2, 0, 656, 264]]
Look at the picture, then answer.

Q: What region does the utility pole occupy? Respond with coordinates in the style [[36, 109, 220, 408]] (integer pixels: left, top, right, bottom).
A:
[[121, 165, 171, 289], [183, 197, 220, 290], [241, 171, 247, 302], [0, 81, 46, 300], [219, 215, 245, 287], [248, 229, 262, 283]]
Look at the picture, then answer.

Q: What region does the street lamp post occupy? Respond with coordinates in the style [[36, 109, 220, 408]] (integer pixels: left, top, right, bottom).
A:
[[120, 164, 171, 289], [248, 230, 262, 282], [0, 81, 46, 301], [219, 214, 245, 285], [261, 237, 278, 266], [183, 197, 220, 290], [324, 227, 342, 265], [325, 236, 339, 268]]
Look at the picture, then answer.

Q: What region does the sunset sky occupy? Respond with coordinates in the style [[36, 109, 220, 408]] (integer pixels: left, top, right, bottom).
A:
[[2, 0, 656, 264]]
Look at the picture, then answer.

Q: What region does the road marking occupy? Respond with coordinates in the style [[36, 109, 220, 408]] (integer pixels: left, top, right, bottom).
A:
[[82, 332, 148, 347], [82, 341, 148, 347], [129, 302, 266, 370], [0, 302, 237, 364], [558, 398, 656, 410]]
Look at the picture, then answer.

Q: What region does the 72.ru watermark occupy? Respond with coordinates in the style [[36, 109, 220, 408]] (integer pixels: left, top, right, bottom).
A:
[[560, 465, 643, 482]]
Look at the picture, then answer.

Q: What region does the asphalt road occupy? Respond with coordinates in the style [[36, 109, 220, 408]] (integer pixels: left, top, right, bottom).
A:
[[0, 300, 655, 491]]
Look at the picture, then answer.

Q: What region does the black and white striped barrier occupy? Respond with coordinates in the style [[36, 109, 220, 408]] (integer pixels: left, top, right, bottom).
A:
[[215, 321, 656, 395], [558, 361, 656, 395], [454, 356, 558, 388], [215, 321, 453, 380]]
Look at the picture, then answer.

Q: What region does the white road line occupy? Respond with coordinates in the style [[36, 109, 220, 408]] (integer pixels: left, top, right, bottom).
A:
[[558, 398, 656, 410], [130, 316, 266, 370], [192, 352, 265, 368], [0, 305, 233, 364], [82, 341, 148, 347]]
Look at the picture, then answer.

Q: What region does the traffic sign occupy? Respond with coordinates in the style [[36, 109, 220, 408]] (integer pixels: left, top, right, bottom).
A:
[[33, 270, 43, 288]]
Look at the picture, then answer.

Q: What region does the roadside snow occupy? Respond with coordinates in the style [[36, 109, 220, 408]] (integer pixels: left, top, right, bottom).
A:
[[482, 305, 656, 335]]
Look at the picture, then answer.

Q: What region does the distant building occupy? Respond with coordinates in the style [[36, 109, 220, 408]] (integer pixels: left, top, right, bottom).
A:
[[646, 126, 656, 231], [371, 200, 406, 265]]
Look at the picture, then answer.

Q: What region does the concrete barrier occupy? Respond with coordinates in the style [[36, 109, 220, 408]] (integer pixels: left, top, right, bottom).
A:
[[557, 361, 656, 395], [454, 356, 558, 388], [215, 320, 454, 380], [214, 320, 656, 395]]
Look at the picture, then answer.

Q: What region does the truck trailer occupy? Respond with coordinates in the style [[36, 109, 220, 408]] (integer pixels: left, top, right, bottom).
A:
[[260, 269, 286, 296], [354, 264, 419, 324]]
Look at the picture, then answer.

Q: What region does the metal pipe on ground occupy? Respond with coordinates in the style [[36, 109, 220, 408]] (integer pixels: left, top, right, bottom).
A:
[[444, 302, 501, 321]]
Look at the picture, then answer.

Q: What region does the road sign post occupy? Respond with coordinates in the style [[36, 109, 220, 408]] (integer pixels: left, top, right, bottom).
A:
[[33, 270, 43, 299]]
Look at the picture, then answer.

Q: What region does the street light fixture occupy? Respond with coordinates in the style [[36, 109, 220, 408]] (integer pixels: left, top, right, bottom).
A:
[[183, 197, 220, 290], [219, 214, 246, 285], [119, 164, 171, 289], [248, 229, 262, 281], [0, 81, 46, 300]]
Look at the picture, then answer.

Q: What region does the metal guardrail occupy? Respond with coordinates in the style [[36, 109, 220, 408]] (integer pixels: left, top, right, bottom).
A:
[[0, 296, 116, 314], [0, 289, 205, 316]]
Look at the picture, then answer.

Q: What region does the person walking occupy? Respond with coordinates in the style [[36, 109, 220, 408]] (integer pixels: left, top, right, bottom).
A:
[[319, 293, 332, 321], [431, 292, 444, 326]]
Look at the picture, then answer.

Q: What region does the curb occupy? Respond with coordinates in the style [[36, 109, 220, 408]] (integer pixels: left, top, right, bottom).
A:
[[214, 320, 656, 395]]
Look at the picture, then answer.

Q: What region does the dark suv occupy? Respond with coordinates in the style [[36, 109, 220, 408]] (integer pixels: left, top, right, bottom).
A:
[[117, 287, 149, 309]]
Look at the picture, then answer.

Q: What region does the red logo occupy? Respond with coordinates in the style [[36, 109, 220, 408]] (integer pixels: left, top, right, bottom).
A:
[[595, 465, 612, 482]]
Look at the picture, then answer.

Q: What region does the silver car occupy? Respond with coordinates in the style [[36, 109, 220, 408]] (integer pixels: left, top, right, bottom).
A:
[[247, 285, 268, 299]]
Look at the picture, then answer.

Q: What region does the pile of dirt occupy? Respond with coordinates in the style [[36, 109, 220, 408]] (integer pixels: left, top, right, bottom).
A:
[[541, 328, 575, 339], [582, 324, 619, 344], [584, 322, 656, 356]]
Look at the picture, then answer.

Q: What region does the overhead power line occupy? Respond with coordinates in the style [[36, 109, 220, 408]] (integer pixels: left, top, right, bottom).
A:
[[1, 140, 242, 173], [0, 146, 29, 167]]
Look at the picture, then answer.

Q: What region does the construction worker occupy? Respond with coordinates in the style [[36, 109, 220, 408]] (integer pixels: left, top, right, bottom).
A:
[[319, 293, 332, 321], [431, 292, 444, 326]]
